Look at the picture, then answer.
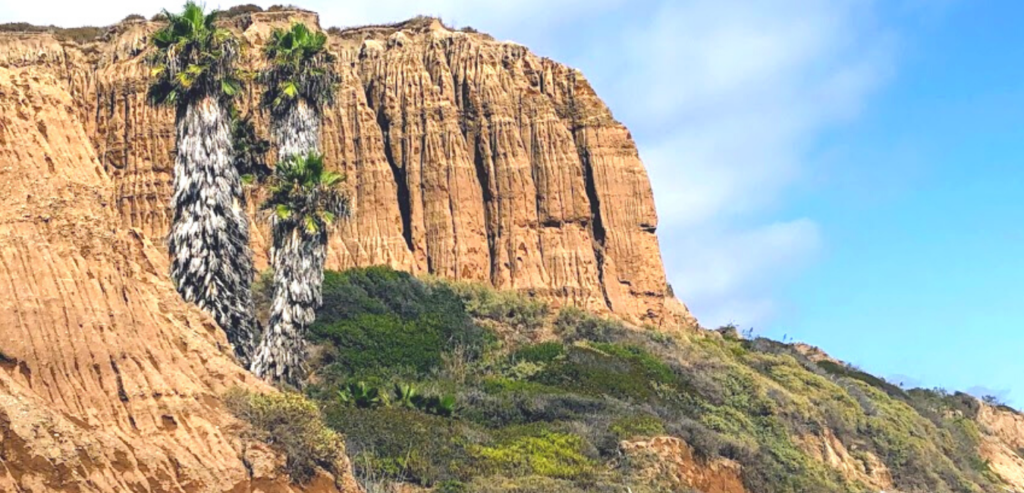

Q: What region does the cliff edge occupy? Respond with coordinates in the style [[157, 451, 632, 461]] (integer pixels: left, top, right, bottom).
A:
[[60, 10, 678, 326]]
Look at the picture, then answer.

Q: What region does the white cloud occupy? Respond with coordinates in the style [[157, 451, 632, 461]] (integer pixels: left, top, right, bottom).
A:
[[579, 0, 896, 328], [664, 219, 823, 327]]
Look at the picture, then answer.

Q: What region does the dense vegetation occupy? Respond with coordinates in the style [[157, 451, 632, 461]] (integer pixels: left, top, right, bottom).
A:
[[241, 266, 1009, 492]]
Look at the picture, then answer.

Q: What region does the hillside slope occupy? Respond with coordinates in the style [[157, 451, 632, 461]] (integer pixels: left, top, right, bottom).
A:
[[282, 266, 1024, 493]]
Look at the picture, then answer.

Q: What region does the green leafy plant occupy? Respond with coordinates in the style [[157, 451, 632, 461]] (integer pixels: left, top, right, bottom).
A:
[[338, 381, 388, 409], [259, 22, 338, 115], [394, 382, 419, 409], [146, 2, 241, 107], [308, 267, 493, 381], [472, 430, 596, 481]]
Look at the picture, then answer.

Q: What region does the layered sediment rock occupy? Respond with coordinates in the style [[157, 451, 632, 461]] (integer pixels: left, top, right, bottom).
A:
[[0, 11, 677, 491], [36, 11, 675, 325], [0, 57, 352, 490]]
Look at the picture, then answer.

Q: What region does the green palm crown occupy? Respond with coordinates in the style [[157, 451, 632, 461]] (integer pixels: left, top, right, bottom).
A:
[[146, 1, 242, 108], [259, 22, 339, 114], [262, 152, 349, 237]]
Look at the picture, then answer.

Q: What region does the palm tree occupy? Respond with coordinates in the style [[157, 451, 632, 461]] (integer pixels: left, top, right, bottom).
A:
[[258, 22, 338, 159], [250, 22, 340, 384], [250, 153, 349, 384], [147, 2, 257, 365]]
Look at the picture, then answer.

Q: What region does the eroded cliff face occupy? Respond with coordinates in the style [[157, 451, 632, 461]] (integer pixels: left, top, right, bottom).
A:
[[0, 27, 354, 493], [978, 403, 1024, 492], [0, 9, 675, 491], [51, 11, 674, 325]]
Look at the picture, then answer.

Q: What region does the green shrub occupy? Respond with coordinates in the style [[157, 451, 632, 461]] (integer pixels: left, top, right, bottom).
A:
[[553, 307, 626, 343], [473, 428, 596, 480], [290, 267, 1005, 493], [514, 342, 564, 363], [325, 405, 475, 485], [532, 343, 684, 404], [460, 388, 607, 429], [222, 4, 264, 17], [337, 381, 388, 408], [816, 360, 906, 398], [609, 415, 666, 439], [308, 267, 492, 381], [224, 388, 345, 483], [445, 280, 549, 333]]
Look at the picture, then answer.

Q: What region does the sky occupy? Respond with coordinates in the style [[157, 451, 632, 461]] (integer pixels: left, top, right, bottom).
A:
[[1, 0, 1021, 406]]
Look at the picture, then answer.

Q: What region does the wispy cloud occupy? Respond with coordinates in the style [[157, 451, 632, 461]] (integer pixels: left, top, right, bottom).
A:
[[968, 386, 1013, 405], [581, 0, 897, 328]]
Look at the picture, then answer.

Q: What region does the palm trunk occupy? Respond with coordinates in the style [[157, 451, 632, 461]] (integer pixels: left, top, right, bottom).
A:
[[169, 97, 256, 365], [252, 99, 323, 384], [271, 100, 321, 159], [250, 227, 327, 384]]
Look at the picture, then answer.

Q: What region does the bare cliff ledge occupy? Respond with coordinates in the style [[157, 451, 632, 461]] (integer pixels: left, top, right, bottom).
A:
[[16, 9, 678, 326], [0, 9, 683, 492]]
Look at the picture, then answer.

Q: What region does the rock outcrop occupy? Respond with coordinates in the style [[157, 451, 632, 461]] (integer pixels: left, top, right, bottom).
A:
[[52, 11, 674, 326], [621, 436, 747, 493], [978, 402, 1024, 492]]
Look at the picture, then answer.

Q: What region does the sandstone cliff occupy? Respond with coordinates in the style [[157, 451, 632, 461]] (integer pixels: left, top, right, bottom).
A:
[[54, 11, 674, 326], [0, 10, 676, 491], [0, 52, 353, 491]]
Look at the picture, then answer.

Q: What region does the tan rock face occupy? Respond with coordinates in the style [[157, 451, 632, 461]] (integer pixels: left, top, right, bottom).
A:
[[43, 11, 674, 325], [977, 403, 1024, 491], [620, 436, 747, 493], [0, 36, 351, 493], [796, 429, 893, 492]]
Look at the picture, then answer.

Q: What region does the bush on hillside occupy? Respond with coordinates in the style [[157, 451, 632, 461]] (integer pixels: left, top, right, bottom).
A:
[[224, 388, 345, 483], [444, 280, 549, 334], [325, 405, 476, 485], [308, 267, 493, 381], [553, 307, 626, 343], [222, 4, 264, 17], [281, 265, 1006, 493]]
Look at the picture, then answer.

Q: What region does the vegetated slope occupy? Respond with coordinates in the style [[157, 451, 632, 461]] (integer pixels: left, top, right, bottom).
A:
[[0, 7, 680, 326], [272, 266, 1024, 493], [0, 61, 354, 490]]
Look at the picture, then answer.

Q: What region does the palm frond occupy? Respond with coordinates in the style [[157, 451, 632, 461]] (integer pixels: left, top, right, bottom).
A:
[[258, 22, 339, 115], [261, 152, 350, 239], [146, 1, 242, 109]]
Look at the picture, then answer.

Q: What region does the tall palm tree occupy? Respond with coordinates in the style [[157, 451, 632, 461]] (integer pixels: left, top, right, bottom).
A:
[[258, 22, 338, 158], [147, 1, 257, 365], [251, 153, 348, 384], [250, 22, 340, 384]]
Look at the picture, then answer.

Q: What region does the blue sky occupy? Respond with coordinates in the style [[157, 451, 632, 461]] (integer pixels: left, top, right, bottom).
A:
[[2, 0, 1020, 406]]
